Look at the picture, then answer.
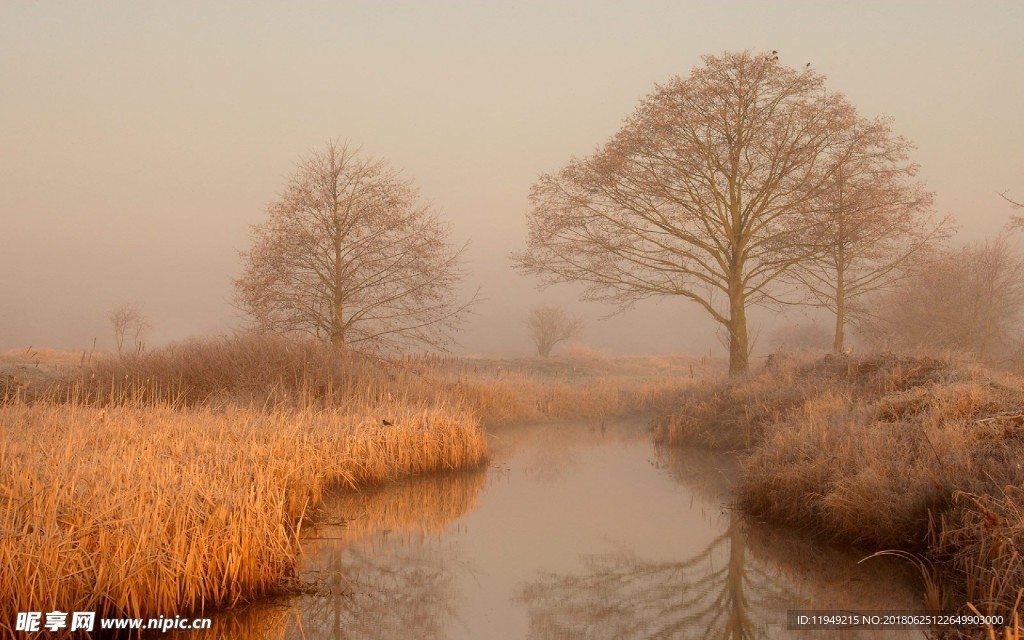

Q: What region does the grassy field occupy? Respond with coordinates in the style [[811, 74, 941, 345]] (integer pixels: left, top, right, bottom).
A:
[[655, 352, 1024, 630], [0, 335, 704, 634]]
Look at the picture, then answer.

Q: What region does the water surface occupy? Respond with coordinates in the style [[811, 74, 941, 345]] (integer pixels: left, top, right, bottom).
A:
[[199, 418, 925, 639]]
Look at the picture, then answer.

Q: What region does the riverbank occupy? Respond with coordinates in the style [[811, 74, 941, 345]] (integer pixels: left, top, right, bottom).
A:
[[654, 353, 1024, 629], [0, 335, 703, 633]]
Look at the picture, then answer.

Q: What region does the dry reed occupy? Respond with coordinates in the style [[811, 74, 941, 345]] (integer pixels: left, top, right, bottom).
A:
[[15, 334, 697, 424], [1, 333, 696, 636], [0, 400, 486, 634], [656, 352, 1024, 623]]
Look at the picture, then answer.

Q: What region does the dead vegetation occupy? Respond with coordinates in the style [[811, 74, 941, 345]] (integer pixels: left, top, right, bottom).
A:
[[655, 352, 1024, 624], [0, 400, 487, 633], [0, 334, 699, 634], [3, 334, 701, 424]]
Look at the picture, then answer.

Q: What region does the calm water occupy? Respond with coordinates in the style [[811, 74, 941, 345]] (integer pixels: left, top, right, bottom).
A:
[[196, 419, 925, 639]]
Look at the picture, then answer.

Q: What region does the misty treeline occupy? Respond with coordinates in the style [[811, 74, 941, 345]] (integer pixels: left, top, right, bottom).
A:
[[766, 233, 1024, 369], [232, 50, 1019, 373], [861, 235, 1024, 366]]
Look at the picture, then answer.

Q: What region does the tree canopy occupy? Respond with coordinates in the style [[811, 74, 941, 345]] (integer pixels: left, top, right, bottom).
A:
[[515, 51, 869, 374], [236, 141, 471, 352]]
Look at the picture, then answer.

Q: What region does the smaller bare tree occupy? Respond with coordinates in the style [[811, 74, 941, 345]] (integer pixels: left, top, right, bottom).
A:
[[108, 305, 150, 356], [862, 237, 1024, 365], [527, 306, 583, 357]]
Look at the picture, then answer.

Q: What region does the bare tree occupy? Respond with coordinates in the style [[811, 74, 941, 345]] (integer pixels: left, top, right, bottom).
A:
[[786, 117, 949, 352], [108, 305, 149, 356], [1001, 190, 1023, 231], [862, 237, 1024, 365], [527, 306, 583, 357], [235, 140, 472, 352], [514, 51, 866, 375]]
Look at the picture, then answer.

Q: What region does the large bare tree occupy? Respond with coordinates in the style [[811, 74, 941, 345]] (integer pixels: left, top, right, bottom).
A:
[[785, 117, 948, 352], [527, 306, 583, 357], [514, 51, 863, 375], [236, 141, 471, 352]]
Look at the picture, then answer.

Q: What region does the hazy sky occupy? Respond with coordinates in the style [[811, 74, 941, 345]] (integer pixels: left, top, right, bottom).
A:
[[2, 2, 1022, 355]]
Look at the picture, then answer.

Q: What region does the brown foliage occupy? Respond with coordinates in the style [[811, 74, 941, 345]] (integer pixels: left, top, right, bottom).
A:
[[784, 116, 948, 352], [526, 306, 583, 357]]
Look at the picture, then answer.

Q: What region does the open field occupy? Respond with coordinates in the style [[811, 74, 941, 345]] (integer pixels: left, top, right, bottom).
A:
[[0, 335, 707, 634], [655, 352, 1024, 627]]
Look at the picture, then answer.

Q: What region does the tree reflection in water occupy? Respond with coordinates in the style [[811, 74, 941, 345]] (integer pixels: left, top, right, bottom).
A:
[[516, 445, 921, 640], [516, 510, 795, 639]]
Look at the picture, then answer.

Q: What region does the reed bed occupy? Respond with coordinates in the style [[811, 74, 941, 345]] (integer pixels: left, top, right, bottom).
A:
[[0, 334, 696, 636], [13, 333, 697, 424], [656, 353, 1024, 624], [0, 400, 487, 633]]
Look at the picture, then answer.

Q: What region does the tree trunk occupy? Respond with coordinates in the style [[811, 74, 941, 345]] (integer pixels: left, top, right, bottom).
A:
[[728, 282, 749, 376], [833, 192, 847, 354], [833, 266, 845, 353], [724, 511, 751, 638], [331, 242, 345, 349]]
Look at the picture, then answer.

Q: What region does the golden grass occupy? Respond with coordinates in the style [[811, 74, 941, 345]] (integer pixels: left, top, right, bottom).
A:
[[656, 352, 1024, 623], [0, 400, 487, 630], [11, 334, 697, 425], [0, 333, 699, 636]]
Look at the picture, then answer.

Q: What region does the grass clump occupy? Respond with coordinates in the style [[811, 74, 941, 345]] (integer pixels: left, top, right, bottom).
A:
[[656, 352, 1024, 622]]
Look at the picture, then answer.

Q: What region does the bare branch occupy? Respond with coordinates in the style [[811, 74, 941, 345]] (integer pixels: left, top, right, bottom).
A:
[[235, 140, 475, 353], [513, 51, 867, 374]]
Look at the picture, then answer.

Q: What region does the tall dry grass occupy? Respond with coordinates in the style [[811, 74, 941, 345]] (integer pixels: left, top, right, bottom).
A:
[[656, 352, 1024, 623], [1, 333, 697, 636], [19, 333, 696, 424], [0, 400, 486, 633]]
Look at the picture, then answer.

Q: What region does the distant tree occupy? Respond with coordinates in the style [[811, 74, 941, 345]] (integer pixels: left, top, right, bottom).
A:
[[235, 140, 473, 352], [108, 305, 149, 355], [786, 117, 949, 352], [514, 51, 869, 375], [768, 321, 832, 352], [527, 306, 583, 357], [863, 237, 1024, 364]]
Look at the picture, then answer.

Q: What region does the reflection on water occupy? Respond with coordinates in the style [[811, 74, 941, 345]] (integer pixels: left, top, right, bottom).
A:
[[517, 446, 922, 639], [516, 511, 796, 639], [188, 419, 925, 639]]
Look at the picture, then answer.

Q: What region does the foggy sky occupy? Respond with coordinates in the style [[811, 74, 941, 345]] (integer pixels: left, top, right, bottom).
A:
[[2, 2, 1022, 356]]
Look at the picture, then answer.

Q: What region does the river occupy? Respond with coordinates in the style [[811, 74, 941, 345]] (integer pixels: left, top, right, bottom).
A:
[[192, 417, 926, 639]]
